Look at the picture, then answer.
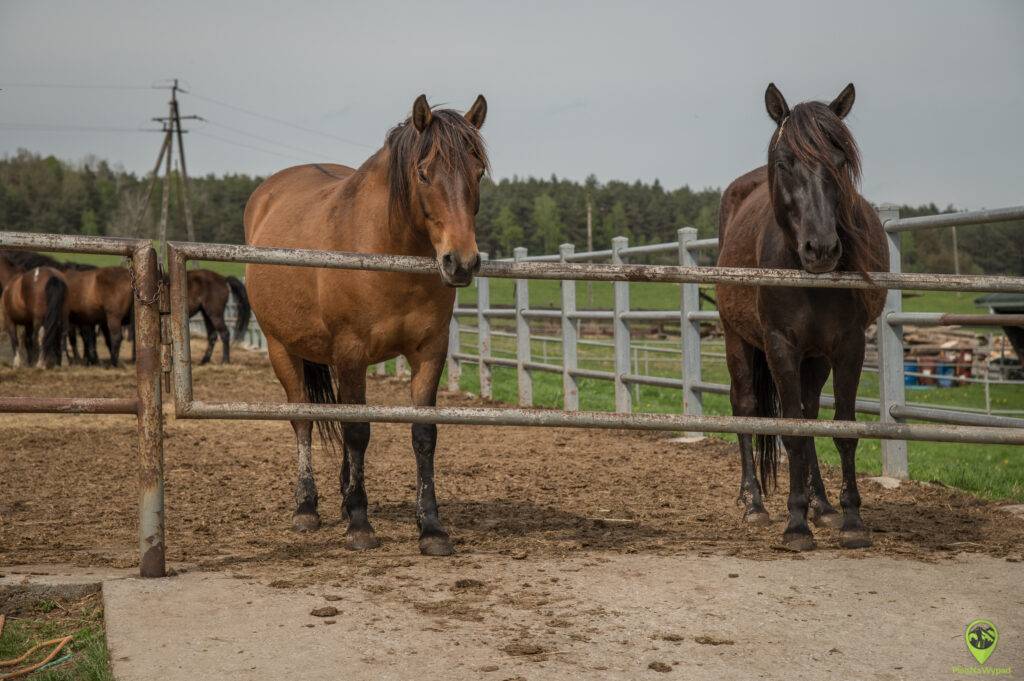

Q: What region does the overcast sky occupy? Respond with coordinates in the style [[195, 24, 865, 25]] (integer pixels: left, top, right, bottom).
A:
[[1, 1, 1021, 209]]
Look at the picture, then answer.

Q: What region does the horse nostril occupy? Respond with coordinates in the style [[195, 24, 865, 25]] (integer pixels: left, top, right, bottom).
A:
[[468, 254, 481, 274], [803, 240, 814, 254], [442, 252, 456, 273]]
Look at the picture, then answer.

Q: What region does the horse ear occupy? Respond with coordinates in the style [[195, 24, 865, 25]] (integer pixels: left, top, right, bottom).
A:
[[765, 83, 790, 125], [829, 83, 855, 119], [465, 95, 487, 129], [412, 94, 432, 132]]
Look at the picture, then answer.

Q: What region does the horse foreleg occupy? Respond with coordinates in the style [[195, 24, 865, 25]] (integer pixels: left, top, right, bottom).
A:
[[724, 333, 769, 524], [766, 334, 816, 551], [830, 338, 872, 549], [801, 357, 842, 529], [407, 349, 455, 556], [336, 367, 378, 550], [267, 337, 320, 532]]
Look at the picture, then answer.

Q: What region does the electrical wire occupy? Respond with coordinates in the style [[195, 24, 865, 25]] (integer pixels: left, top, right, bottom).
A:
[[191, 130, 313, 162], [201, 120, 333, 160], [185, 90, 372, 149]]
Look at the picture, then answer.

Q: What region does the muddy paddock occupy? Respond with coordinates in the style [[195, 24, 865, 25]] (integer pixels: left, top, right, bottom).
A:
[[2, 346, 1024, 678], [2, 344, 1021, 576]]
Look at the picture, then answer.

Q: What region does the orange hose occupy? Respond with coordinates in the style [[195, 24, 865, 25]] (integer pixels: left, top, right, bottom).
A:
[[0, 613, 74, 680]]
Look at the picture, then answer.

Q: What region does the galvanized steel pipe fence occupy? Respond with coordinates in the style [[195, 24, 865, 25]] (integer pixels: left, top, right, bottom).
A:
[[441, 204, 1024, 480], [2, 203, 1023, 578]]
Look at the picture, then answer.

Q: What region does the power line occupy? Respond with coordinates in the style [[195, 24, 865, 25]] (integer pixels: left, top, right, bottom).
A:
[[184, 90, 373, 149], [0, 123, 160, 133], [191, 130, 312, 163], [0, 82, 155, 91], [202, 119, 333, 161]]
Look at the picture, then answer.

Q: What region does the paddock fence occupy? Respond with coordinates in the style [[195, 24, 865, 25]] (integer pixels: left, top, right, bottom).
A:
[[2, 208, 1024, 578]]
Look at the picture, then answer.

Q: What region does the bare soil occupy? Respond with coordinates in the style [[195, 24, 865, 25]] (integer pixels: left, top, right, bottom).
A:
[[1, 345, 1023, 587]]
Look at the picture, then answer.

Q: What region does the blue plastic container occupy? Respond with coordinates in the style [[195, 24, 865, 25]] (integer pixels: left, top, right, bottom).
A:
[[904, 361, 919, 386], [936, 363, 955, 388]]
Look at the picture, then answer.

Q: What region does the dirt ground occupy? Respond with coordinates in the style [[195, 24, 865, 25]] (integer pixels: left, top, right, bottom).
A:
[[3, 346, 1024, 678], [2, 344, 1022, 580]]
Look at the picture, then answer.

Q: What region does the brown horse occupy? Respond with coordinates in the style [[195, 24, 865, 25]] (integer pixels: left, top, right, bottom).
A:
[[1, 265, 69, 368], [716, 83, 888, 551], [244, 94, 488, 555], [182, 269, 251, 364], [0, 249, 103, 363], [64, 266, 134, 367]]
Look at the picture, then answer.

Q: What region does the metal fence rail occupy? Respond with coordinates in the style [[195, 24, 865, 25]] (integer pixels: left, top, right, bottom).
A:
[[1, 204, 1021, 579]]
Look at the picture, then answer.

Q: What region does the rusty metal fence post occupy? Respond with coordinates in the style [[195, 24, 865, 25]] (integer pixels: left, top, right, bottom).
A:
[[133, 244, 166, 578]]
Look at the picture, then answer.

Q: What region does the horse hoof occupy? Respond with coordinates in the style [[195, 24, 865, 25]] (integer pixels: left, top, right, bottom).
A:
[[292, 513, 321, 532], [812, 511, 844, 530], [345, 530, 381, 551], [744, 510, 771, 526], [782, 532, 816, 552], [419, 534, 455, 557], [839, 529, 872, 549]]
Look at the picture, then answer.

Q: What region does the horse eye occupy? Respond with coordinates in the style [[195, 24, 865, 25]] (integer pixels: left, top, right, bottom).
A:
[[417, 168, 430, 185]]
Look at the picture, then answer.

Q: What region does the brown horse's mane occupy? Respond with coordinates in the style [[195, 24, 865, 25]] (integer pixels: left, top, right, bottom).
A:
[[775, 102, 887, 309], [385, 108, 489, 228]]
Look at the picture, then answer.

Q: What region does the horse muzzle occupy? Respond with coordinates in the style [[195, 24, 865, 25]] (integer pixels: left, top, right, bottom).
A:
[[438, 251, 481, 288]]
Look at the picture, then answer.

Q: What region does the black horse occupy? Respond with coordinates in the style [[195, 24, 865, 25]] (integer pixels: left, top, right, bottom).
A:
[[716, 83, 889, 551]]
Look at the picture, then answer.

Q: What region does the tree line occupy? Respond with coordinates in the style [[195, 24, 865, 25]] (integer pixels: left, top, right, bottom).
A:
[[0, 149, 1019, 275]]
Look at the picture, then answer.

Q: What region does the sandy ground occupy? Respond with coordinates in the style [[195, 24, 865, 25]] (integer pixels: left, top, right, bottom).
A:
[[2, 346, 1023, 678]]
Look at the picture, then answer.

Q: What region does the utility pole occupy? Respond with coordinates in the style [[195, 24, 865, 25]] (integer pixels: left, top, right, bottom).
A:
[[138, 78, 204, 264], [951, 225, 960, 276], [586, 197, 594, 307]]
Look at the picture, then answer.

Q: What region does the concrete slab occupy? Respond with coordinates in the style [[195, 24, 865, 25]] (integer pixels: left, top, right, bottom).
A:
[[0, 564, 135, 612], [102, 553, 1024, 680]]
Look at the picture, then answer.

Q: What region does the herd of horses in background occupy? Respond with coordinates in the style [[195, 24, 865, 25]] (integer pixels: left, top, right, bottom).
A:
[[0, 250, 251, 369]]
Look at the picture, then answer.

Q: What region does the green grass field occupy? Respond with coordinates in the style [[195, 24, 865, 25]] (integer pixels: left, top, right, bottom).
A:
[[49, 251, 1024, 500]]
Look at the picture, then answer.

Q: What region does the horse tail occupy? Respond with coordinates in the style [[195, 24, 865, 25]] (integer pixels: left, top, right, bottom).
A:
[[226, 276, 251, 341], [302, 360, 344, 452], [42, 276, 68, 367], [751, 348, 780, 494]]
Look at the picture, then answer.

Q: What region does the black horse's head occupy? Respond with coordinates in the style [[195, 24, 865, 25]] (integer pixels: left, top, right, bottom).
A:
[[764, 83, 860, 274]]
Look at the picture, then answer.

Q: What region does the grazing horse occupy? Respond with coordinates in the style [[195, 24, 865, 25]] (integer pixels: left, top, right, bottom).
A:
[[0, 249, 102, 363], [716, 83, 888, 551], [64, 266, 134, 367], [183, 269, 251, 364], [1, 266, 70, 368], [244, 94, 488, 555]]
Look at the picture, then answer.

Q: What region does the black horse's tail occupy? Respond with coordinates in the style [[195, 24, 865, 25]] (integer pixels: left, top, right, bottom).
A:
[[302, 360, 344, 452], [226, 276, 251, 341], [751, 348, 780, 494], [41, 276, 68, 367]]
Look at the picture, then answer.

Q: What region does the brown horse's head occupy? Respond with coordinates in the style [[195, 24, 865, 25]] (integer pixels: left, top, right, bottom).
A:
[[386, 94, 489, 287], [764, 83, 861, 274]]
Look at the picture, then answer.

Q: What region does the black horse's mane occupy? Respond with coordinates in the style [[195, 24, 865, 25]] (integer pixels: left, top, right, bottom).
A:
[[775, 102, 887, 279]]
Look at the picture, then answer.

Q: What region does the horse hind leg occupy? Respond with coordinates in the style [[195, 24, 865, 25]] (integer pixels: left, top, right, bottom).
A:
[[801, 357, 843, 530], [105, 314, 124, 368], [267, 337, 320, 532], [212, 313, 230, 364], [724, 333, 770, 525], [198, 309, 216, 365]]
